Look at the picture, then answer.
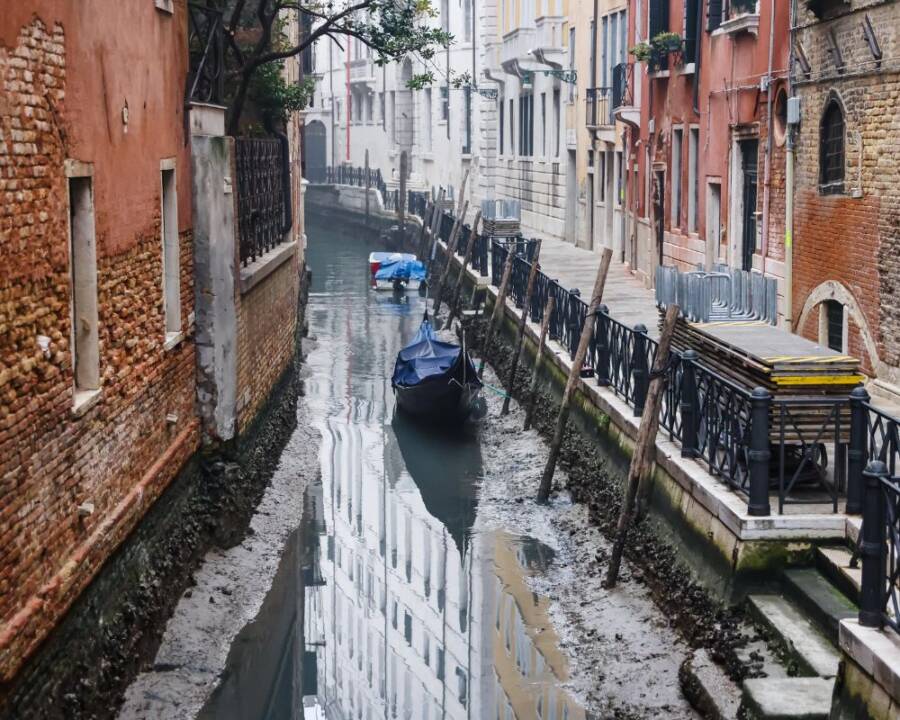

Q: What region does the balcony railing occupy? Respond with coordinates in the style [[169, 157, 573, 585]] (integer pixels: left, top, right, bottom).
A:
[[585, 87, 613, 128], [187, 2, 225, 105], [612, 63, 634, 110]]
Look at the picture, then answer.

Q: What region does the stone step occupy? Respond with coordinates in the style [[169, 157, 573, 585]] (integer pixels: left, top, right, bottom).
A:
[[814, 545, 861, 604], [679, 649, 742, 720], [747, 594, 840, 677], [783, 567, 858, 645], [740, 677, 834, 720]]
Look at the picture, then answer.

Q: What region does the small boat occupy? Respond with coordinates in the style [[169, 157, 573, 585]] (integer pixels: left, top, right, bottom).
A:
[[392, 317, 482, 423], [369, 252, 426, 291]]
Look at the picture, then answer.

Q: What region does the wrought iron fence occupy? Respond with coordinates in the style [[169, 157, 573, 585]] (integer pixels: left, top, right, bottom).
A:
[[235, 137, 289, 266], [612, 63, 634, 111], [187, 2, 225, 105]]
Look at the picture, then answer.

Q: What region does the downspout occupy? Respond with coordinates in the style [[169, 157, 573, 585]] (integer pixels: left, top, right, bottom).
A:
[[785, 0, 796, 331], [691, 0, 702, 116], [329, 41, 335, 169], [345, 42, 351, 162], [760, 0, 776, 273]]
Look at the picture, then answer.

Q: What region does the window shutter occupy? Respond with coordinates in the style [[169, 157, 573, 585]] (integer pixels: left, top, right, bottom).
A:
[[707, 0, 723, 30], [649, 0, 669, 38]]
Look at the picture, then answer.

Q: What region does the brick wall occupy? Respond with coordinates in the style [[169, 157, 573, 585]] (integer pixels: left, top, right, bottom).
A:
[[793, 0, 900, 380], [0, 12, 198, 681], [235, 256, 300, 434]]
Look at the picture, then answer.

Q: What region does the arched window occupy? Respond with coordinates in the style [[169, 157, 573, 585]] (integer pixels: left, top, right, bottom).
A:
[[819, 98, 845, 194]]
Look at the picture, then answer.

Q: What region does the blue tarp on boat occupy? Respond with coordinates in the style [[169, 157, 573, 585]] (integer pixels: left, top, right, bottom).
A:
[[375, 257, 427, 283], [392, 320, 462, 387]]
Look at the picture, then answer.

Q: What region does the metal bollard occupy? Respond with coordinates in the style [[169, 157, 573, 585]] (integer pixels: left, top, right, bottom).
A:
[[847, 386, 870, 515], [632, 324, 649, 417], [680, 349, 699, 458], [595, 304, 610, 387], [859, 460, 889, 628], [748, 387, 772, 517]]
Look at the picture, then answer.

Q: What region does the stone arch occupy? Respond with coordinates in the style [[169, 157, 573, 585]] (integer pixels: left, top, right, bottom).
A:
[[796, 280, 879, 370]]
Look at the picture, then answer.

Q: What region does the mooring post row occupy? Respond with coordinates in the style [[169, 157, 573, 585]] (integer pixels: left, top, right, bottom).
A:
[[631, 324, 649, 418], [747, 387, 772, 517], [679, 349, 699, 459], [847, 385, 871, 516]]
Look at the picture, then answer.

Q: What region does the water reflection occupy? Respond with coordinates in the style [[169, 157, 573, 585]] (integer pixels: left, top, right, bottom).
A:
[[200, 219, 586, 720]]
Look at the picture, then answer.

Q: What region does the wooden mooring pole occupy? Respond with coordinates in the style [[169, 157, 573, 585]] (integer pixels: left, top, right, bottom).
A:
[[398, 150, 408, 242], [523, 296, 555, 431], [427, 189, 445, 272], [447, 210, 482, 328], [501, 240, 542, 416], [432, 200, 469, 318], [418, 197, 433, 258], [536, 248, 612, 504], [477, 250, 515, 379], [603, 304, 680, 589]]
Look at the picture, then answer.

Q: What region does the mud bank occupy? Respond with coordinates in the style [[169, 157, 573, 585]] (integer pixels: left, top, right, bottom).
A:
[[467, 315, 773, 687], [475, 365, 699, 718], [0, 281, 311, 720]]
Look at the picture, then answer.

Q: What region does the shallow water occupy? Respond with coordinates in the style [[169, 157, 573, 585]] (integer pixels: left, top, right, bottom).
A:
[[199, 218, 587, 719]]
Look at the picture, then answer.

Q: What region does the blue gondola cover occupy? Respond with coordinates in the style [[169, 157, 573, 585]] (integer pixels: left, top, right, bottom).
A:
[[374, 258, 427, 283], [392, 320, 462, 387]]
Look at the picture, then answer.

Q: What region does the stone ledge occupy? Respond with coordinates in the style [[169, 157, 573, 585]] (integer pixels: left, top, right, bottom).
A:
[[239, 241, 297, 295], [840, 619, 900, 703]]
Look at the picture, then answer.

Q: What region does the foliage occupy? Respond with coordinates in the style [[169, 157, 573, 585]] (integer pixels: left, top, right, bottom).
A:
[[245, 60, 316, 129], [629, 41, 652, 62], [651, 31, 682, 52], [222, 0, 452, 135]]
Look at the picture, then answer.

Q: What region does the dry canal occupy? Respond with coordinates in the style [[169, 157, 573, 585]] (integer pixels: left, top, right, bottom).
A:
[[119, 215, 697, 719]]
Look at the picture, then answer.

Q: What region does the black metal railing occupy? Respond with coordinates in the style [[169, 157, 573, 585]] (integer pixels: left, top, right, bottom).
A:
[[187, 2, 225, 105], [235, 137, 289, 266], [585, 87, 613, 127], [612, 63, 634, 111]]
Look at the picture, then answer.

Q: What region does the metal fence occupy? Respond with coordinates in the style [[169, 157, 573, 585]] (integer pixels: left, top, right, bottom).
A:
[[187, 2, 224, 105], [235, 137, 289, 266]]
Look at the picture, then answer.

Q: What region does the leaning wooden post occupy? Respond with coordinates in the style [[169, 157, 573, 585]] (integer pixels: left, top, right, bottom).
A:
[[456, 168, 470, 218], [501, 240, 543, 416], [604, 304, 680, 589], [523, 296, 555, 431], [433, 200, 469, 317], [426, 189, 446, 273], [536, 249, 612, 504], [477, 249, 515, 378], [399, 150, 408, 241], [418, 201, 433, 258], [447, 210, 482, 327], [364, 149, 370, 227]]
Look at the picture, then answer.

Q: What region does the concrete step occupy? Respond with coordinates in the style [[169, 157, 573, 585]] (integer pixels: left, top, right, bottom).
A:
[[814, 545, 861, 604], [783, 567, 858, 645], [679, 649, 742, 720], [740, 677, 834, 720], [747, 594, 840, 677]]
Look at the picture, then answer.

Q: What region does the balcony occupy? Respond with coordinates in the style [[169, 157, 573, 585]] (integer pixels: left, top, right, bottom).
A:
[[585, 87, 612, 129], [349, 58, 376, 87], [612, 63, 640, 128], [500, 26, 542, 77], [718, 0, 760, 36], [533, 15, 565, 68]]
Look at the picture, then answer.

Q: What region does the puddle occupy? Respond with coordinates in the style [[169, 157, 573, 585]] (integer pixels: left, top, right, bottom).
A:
[[199, 218, 587, 719]]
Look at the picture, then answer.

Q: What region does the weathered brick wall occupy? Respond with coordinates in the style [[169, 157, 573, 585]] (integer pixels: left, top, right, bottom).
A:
[[793, 0, 899, 380], [0, 12, 198, 681], [235, 256, 300, 434]]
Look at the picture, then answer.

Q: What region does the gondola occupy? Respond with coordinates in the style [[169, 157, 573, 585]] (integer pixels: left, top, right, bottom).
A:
[[369, 251, 426, 291], [391, 316, 482, 423]]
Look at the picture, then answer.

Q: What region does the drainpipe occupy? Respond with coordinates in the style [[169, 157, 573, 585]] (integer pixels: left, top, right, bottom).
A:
[[345, 43, 351, 162], [760, 0, 776, 274], [785, 0, 796, 331]]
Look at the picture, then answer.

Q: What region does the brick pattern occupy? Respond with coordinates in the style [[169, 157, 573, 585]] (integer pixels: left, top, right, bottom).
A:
[[0, 17, 198, 680], [235, 257, 299, 434], [793, 0, 900, 375]]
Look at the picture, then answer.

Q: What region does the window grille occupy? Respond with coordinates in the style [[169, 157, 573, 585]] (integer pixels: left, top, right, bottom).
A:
[[820, 100, 845, 194]]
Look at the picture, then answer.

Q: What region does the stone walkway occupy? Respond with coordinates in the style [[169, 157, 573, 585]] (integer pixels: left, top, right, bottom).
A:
[[535, 238, 661, 337]]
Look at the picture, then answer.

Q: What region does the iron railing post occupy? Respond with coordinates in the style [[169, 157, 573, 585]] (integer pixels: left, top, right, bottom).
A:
[[632, 324, 649, 417], [595, 304, 610, 387], [748, 387, 772, 516], [860, 460, 889, 628], [847, 386, 870, 515], [680, 349, 700, 458]]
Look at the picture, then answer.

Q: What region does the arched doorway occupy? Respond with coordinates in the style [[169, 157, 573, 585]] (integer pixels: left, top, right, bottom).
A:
[[304, 120, 327, 182]]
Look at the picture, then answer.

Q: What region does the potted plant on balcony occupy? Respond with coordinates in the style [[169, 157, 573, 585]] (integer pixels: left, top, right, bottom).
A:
[[651, 31, 683, 54], [629, 41, 653, 63]]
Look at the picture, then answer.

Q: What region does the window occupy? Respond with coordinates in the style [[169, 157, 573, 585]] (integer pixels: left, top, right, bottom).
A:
[[688, 128, 699, 232], [519, 94, 534, 156], [597, 152, 605, 202], [820, 99, 845, 194], [499, 95, 505, 155], [380, 92, 386, 129], [440, 0, 449, 31], [553, 89, 561, 157], [424, 88, 433, 150], [68, 171, 100, 406], [541, 92, 547, 156], [440, 86, 449, 121], [671, 127, 683, 227], [568, 28, 576, 103], [684, 0, 700, 62], [509, 98, 515, 155], [366, 93, 373, 123], [160, 162, 180, 340], [464, 0, 473, 41], [823, 300, 845, 352], [707, 0, 723, 30], [463, 86, 472, 153]]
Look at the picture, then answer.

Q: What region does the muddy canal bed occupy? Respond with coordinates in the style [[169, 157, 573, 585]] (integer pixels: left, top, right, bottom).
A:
[[118, 217, 698, 719]]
